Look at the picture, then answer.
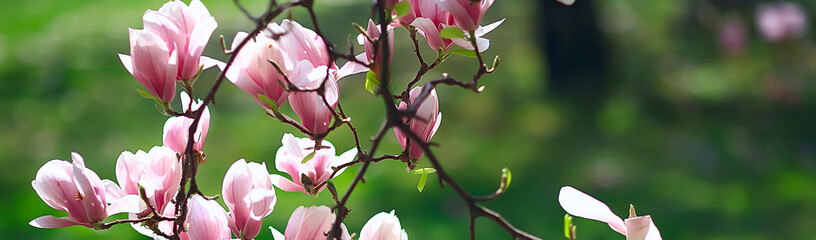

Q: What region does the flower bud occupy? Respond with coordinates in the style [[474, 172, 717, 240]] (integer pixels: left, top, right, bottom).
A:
[[270, 206, 352, 240], [359, 210, 408, 240], [187, 195, 231, 240], [394, 86, 442, 160], [434, 0, 494, 32], [223, 159, 277, 239], [119, 28, 178, 103]]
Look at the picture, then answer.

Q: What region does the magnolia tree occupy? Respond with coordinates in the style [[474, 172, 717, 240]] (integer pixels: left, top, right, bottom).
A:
[[28, 0, 663, 239]]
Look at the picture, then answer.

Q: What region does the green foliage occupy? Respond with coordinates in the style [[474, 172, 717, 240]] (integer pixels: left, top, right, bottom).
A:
[[447, 49, 477, 58], [394, 1, 411, 18], [440, 27, 465, 39], [417, 168, 428, 192], [365, 70, 380, 94]]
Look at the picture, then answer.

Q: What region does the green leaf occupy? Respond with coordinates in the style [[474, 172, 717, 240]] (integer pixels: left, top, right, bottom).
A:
[[365, 70, 380, 94], [136, 88, 162, 103], [409, 168, 437, 175], [440, 27, 465, 39], [394, 1, 411, 18], [417, 169, 428, 192], [564, 214, 573, 239], [257, 94, 279, 112], [301, 151, 316, 163], [448, 49, 477, 58]]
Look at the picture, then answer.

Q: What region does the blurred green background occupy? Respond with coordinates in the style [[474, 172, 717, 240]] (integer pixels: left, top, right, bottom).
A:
[[3, 0, 816, 239]]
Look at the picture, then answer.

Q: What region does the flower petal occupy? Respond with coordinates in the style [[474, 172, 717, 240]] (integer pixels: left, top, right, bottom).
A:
[[625, 216, 662, 240], [558, 186, 626, 235], [29, 215, 88, 229]]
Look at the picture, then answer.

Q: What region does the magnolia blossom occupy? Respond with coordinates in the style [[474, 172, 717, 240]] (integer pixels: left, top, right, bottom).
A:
[[434, 0, 494, 32], [271, 134, 356, 195], [163, 92, 210, 153], [337, 19, 395, 80], [268, 20, 335, 72], [362, 19, 395, 74], [223, 159, 277, 240], [223, 31, 292, 108], [287, 65, 339, 136], [30, 153, 139, 229], [139, 0, 218, 81], [394, 86, 442, 160], [266, 19, 342, 134], [401, 0, 502, 53], [187, 195, 233, 240], [106, 146, 181, 215], [120, 28, 178, 103], [270, 206, 351, 240], [359, 210, 408, 240], [119, 0, 219, 102], [405, 0, 455, 52], [558, 186, 662, 240], [756, 2, 807, 42]]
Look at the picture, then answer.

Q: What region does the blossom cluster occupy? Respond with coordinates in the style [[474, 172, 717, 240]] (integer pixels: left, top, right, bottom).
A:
[[27, 0, 666, 239], [30, 0, 503, 239]]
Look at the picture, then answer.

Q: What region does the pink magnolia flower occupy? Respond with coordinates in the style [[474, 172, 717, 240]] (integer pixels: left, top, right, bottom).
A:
[[30, 153, 139, 229], [163, 92, 210, 154], [119, 28, 179, 103], [394, 86, 442, 160], [433, 0, 494, 32], [270, 206, 351, 240], [140, 0, 218, 81], [558, 186, 662, 240], [337, 19, 396, 79], [271, 134, 357, 196], [287, 65, 339, 136], [223, 31, 293, 108], [359, 210, 408, 240], [361, 19, 395, 73], [756, 2, 807, 42], [268, 20, 334, 71], [119, 0, 219, 102], [187, 195, 233, 240], [107, 146, 181, 215], [402, 0, 502, 53], [223, 159, 277, 240]]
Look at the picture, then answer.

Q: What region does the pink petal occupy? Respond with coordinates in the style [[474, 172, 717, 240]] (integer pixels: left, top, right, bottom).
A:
[[102, 179, 125, 202], [434, 0, 476, 31], [331, 148, 358, 177], [107, 194, 141, 216], [32, 160, 74, 211], [187, 195, 230, 240], [558, 186, 627, 235], [29, 216, 88, 229], [411, 18, 446, 52], [625, 216, 662, 240], [359, 210, 406, 240], [336, 53, 369, 80], [118, 54, 134, 75], [270, 174, 306, 193]]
